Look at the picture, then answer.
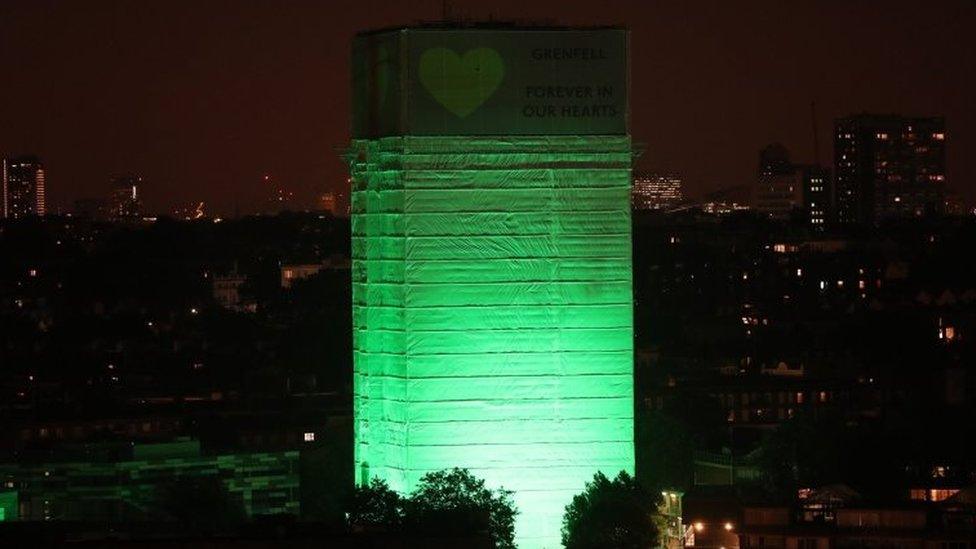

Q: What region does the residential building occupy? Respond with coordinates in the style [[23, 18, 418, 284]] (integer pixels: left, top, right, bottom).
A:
[[800, 165, 831, 229], [633, 172, 683, 210], [320, 191, 338, 215], [835, 114, 946, 224], [213, 270, 250, 311], [108, 175, 143, 220], [738, 494, 976, 549], [0, 439, 299, 521], [2, 155, 45, 219], [755, 144, 831, 227], [755, 143, 801, 219]]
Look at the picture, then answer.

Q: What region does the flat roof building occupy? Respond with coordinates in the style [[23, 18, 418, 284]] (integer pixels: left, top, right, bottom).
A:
[[2, 155, 45, 219], [835, 114, 946, 224]]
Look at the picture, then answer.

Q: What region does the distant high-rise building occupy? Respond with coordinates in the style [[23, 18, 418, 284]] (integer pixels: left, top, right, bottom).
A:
[[755, 144, 804, 220], [109, 175, 143, 220], [319, 191, 338, 215], [632, 172, 683, 210], [2, 155, 46, 219], [754, 144, 831, 228], [800, 165, 831, 229], [834, 114, 946, 224], [759, 142, 793, 177]]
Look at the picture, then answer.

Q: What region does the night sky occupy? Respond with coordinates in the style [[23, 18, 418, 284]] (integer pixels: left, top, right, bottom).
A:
[[2, 0, 973, 215]]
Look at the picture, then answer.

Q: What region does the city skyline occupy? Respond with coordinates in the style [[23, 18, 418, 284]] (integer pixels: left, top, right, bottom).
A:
[[1, 0, 973, 215]]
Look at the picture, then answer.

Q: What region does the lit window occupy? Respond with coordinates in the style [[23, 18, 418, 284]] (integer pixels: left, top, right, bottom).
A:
[[929, 489, 959, 502], [304, 432, 315, 442]]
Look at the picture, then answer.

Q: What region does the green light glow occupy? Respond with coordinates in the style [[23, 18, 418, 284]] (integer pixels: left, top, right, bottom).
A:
[[351, 135, 634, 547]]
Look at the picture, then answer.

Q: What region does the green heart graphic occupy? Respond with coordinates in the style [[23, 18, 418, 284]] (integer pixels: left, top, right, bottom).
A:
[[419, 47, 504, 118]]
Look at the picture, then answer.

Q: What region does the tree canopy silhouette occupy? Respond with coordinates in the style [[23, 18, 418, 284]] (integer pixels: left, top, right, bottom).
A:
[[345, 468, 517, 548], [345, 477, 403, 529], [562, 471, 661, 549]]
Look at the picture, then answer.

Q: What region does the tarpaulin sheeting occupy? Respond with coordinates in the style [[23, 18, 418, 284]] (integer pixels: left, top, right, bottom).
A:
[[351, 135, 634, 548]]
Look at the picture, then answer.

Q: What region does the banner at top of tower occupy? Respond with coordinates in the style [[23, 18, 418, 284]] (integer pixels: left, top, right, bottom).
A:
[[352, 27, 629, 137]]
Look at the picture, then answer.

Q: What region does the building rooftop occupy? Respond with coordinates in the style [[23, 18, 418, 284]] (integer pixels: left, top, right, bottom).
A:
[[356, 20, 625, 37]]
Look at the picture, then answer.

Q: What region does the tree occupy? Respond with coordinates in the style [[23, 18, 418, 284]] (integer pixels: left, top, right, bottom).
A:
[[561, 471, 662, 549], [345, 478, 404, 529], [406, 468, 517, 549]]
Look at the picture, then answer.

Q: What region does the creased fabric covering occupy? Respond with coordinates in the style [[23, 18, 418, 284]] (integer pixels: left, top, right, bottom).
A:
[[351, 135, 634, 548]]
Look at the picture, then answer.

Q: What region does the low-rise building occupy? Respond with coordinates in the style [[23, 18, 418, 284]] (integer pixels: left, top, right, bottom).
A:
[[212, 270, 252, 312], [739, 488, 976, 549], [0, 439, 299, 522]]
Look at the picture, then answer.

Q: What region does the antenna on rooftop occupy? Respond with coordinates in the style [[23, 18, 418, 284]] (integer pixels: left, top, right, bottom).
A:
[[810, 101, 821, 165]]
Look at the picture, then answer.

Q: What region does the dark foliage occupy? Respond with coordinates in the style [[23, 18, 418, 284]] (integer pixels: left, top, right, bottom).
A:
[[406, 468, 517, 549], [345, 478, 404, 529], [154, 477, 245, 532], [345, 468, 517, 548], [561, 471, 661, 549]]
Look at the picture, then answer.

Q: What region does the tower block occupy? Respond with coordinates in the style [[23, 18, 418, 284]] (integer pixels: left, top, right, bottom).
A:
[[350, 26, 634, 547]]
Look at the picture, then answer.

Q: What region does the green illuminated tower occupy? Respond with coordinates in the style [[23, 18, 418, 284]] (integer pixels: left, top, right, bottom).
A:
[[351, 27, 633, 547]]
